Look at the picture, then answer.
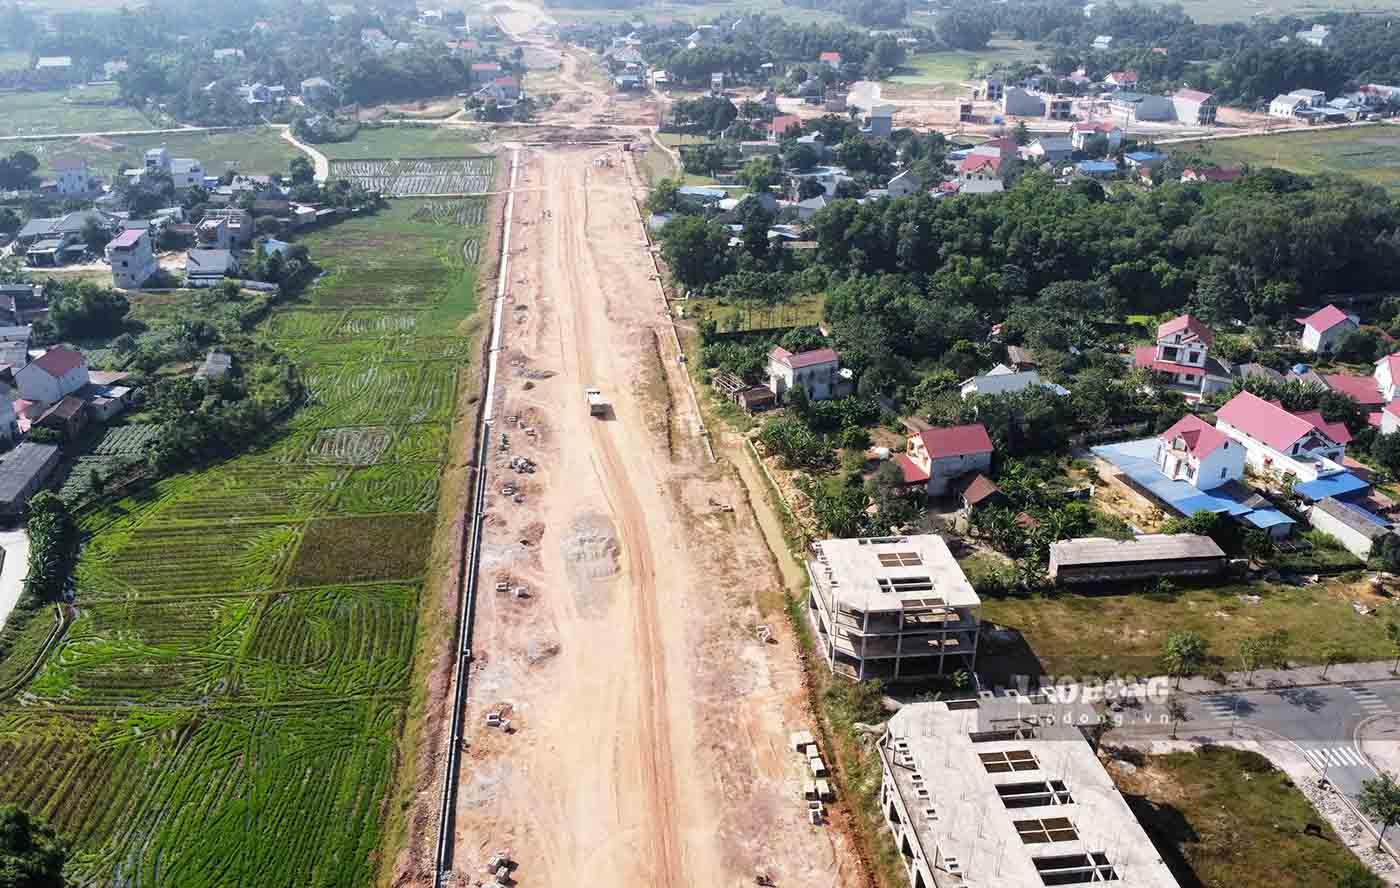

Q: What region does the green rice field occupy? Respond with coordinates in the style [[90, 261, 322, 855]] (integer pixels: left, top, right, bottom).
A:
[[1166, 124, 1400, 191], [885, 38, 1045, 93], [0, 185, 493, 884], [5, 127, 300, 177], [0, 89, 152, 137]]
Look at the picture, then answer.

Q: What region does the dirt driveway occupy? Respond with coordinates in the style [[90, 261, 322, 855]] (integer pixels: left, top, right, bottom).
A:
[[449, 146, 860, 887]]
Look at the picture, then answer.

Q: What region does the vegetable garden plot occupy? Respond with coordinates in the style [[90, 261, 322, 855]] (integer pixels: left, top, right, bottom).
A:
[[93, 424, 161, 455], [305, 427, 393, 466], [336, 462, 440, 514], [328, 157, 494, 196], [26, 596, 257, 706], [76, 524, 300, 598], [0, 713, 157, 852], [265, 310, 346, 340], [238, 584, 419, 701], [410, 199, 487, 226]]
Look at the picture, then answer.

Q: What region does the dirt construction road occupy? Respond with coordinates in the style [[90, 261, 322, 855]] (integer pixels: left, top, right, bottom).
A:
[[450, 146, 861, 886]]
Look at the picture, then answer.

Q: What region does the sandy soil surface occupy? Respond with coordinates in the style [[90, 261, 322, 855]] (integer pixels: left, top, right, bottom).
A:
[[446, 140, 859, 887]]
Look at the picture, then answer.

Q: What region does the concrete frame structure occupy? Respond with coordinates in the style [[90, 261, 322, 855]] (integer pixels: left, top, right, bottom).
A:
[[879, 698, 1180, 888], [105, 228, 156, 290], [807, 535, 979, 682]]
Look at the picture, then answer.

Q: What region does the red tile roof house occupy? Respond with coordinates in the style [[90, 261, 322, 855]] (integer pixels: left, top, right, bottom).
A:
[[1296, 304, 1358, 353], [1132, 314, 1232, 400], [768, 114, 802, 141], [958, 154, 1002, 181], [1154, 414, 1244, 489], [470, 61, 501, 83], [766, 347, 845, 403], [15, 347, 88, 406], [819, 51, 842, 68], [1213, 390, 1349, 483], [896, 424, 994, 497]]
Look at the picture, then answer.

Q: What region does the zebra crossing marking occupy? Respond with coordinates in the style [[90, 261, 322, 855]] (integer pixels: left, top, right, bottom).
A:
[[1304, 746, 1369, 770], [1197, 697, 1240, 720], [1347, 686, 1391, 713]]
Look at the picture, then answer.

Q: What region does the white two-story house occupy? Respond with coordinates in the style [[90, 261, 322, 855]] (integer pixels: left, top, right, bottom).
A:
[[1155, 414, 1244, 489], [1214, 390, 1349, 482], [1297, 304, 1358, 353], [895, 424, 994, 497], [1133, 314, 1232, 399], [767, 346, 843, 403], [16, 347, 89, 406]]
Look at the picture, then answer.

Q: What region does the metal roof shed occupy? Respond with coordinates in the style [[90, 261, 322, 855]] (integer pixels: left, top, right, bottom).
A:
[[0, 443, 60, 515]]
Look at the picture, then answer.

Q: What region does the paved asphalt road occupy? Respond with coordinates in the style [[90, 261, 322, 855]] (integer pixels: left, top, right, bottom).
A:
[[1117, 679, 1400, 805]]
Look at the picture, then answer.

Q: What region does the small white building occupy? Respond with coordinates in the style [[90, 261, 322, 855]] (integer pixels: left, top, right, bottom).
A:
[[1298, 304, 1358, 353], [1155, 414, 1244, 489], [16, 347, 89, 405], [1297, 24, 1332, 47], [1214, 390, 1348, 483], [1309, 497, 1390, 559], [896, 424, 994, 497], [886, 169, 921, 198], [1069, 121, 1123, 151], [959, 364, 1045, 399], [170, 158, 204, 190], [766, 346, 842, 402], [105, 228, 156, 290]]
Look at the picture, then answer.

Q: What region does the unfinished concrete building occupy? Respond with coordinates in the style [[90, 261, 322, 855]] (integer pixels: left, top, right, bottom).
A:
[[879, 697, 1180, 888], [807, 534, 979, 682]]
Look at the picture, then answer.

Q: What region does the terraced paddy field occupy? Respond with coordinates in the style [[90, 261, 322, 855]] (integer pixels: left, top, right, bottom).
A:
[[0, 182, 494, 884]]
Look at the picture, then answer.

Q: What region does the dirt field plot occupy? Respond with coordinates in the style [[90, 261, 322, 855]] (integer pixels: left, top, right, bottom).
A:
[[328, 156, 495, 195]]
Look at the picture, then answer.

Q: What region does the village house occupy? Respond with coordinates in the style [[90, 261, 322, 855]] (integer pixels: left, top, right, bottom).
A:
[[1046, 95, 1074, 119], [766, 346, 844, 402], [1001, 87, 1045, 117], [1172, 89, 1218, 125], [198, 208, 253, 249], [886, 170, 921, 198], [819, 51, 842, 69], [1103, 70, 1138, 89], [0, 443, 60, 516], [1297, 23, 1333, 47], [300, 76, 336, 105], [34, 396, 88, 441], [1108, 92, 1175, 124], [959, 363, 1067, 399], [1069, 121, 1123, 151], [1155, 414, 1244, 489], [50, 157, 90, 196], [1214, 390, 1348, 482], [1132, 314, 1232, 399], [768, 114, 802, 141], [981, 74, 1004, 101], [185, 249, 239, 288], [470, 61, 502, 83], [896, 423, 994, 497], [1025, 136, 1073, 165], [861, 104, 895, 138], [16, 347, 89, 405], [1297, 304, 1358, 353], [1309, 496, 1391, 558], [105, 228, 157, 290]]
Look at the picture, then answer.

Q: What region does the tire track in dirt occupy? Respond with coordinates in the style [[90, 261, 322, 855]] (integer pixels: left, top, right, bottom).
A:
[[560, 155, 686, 886]]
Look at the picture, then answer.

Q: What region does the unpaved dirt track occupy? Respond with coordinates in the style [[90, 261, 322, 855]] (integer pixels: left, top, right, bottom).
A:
[[450, 146, 860, 887]]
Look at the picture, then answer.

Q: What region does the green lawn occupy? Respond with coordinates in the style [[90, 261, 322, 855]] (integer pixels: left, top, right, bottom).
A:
[[317, 125, 484, 160], [1147, 0, 1400, 23], [1167, 125, 1400, 191], [0, 89, 152, 137], [886, 38, 1045, 92], [1114, 746, 1378, 888], [692, 293, 825, 333], [5, 127, 301, 177], [980, 581, 1391, 676]]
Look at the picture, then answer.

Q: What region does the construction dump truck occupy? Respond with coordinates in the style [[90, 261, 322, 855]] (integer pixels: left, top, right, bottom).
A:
[[585, 387, 609, 417]]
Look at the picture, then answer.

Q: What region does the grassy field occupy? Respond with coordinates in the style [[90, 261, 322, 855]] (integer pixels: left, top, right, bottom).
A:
[[1113, 746, 1377, 887], [6, 127, 301, 177], [318, 125, 485, 159], [692, 294, 825, 333], [0, 189, 491, 883], [1167, 125, 1400, 191], [1146, 0, 1400, 24], [886, 38, 1044, 91], [0, 89, 151, 137], [980, 580, 1394, 676]]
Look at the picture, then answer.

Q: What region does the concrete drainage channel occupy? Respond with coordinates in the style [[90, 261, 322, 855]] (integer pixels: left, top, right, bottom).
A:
[[435, 147, 521, 888]]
